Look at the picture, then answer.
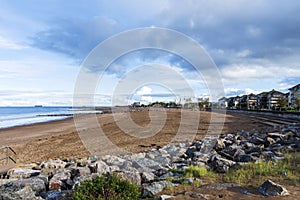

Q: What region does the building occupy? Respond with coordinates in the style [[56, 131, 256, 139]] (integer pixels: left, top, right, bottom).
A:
[[288, 84, 300, 108], [248, 93, 258, 110], [288, 84, 300, 107], [267, 89, 285, 110], [257, 92, 269, 110], [218, 97, 228, 108]]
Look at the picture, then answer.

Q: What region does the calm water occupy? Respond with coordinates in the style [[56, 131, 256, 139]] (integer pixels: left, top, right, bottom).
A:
[[0, 106, 101, 129]]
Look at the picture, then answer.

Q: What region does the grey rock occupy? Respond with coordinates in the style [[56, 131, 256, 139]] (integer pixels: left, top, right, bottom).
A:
[[40, 190, 73, 200], [0, 179, 18, 187], [141, 171, 155, 183], [70, 167, 90, 179], [214, 138, 226, 150], [199, 138, 218, 154], [41, 159, 66, 169], [185, 146, 197, 158], [49, 171, 71, 190], [190, 193, 209, 199], [153, 156, 171, 167], [184, 177, 194, 184], [7, 168, 40, 179], [132, 157, 163, 172], [210, 156, 236, 173], [249, 137, 265, 145], [0, 181, 43, 200], [258, 179, 289, 196], [240, 189, 252, 195], [16, 178, 46, 194], [90, 160, 110, 175], [102, 155, 126, 166], [116, 170, 141, 185], [142, 181, 173, 197], [160, 194, 175, 200]]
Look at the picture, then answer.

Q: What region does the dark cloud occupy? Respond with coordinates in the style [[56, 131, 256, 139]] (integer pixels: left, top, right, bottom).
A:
[[30, 16, 123, 60], [28, 1, 300, 78]]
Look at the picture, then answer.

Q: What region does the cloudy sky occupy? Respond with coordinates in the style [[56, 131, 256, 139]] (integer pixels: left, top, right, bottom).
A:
[[1, 0, 300, 106]]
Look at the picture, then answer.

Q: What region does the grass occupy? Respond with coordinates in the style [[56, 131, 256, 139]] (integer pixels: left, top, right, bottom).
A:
[[222, 152, 300, 186], [158, 152, 300, 197]]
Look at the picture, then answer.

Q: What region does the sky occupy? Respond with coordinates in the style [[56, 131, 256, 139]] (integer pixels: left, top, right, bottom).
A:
[[0, 0, 300, 106]]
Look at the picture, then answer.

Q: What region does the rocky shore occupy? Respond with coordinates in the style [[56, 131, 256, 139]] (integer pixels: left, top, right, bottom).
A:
[[0, 123, 299, 199]]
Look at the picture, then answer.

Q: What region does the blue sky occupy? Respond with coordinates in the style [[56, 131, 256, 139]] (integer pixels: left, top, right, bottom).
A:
[[0, 0, 300, 106]]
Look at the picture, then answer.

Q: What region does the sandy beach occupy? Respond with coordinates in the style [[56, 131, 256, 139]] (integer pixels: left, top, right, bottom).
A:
[[0, 110, 271, 164]]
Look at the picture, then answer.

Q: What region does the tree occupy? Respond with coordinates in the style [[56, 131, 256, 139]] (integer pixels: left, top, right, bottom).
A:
[[277, 96, 287, 111], [294, 97, 300, 111]]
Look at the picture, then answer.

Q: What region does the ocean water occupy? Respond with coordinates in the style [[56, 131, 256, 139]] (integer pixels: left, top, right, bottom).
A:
[[0, 106, 101, 129]]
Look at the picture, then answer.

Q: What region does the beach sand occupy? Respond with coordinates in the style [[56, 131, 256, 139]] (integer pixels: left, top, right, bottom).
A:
[[0, 110, 270, 164]]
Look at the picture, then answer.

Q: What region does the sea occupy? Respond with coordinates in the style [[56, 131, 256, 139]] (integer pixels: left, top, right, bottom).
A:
[[0, 106, 101, 129]]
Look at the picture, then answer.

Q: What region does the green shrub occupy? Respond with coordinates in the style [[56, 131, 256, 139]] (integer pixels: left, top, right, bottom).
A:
[[73, 174, 140, 200]]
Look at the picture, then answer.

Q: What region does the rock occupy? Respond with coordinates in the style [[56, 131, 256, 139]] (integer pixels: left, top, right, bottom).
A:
[[210, 156, 236, 173], [49, 171, 71, 190], [160, 194, 175, 200], [102, 155, 126, 167], [265, 137, 276, 146], [142, 181, 173, 197], [90, 160, 110, 175], [240, 189, 252, 195], [41, 159, 66, 169], [189, 193, 209, 199], [76, 158, 91, 167], [132, 157, 163, 172], [7, 168, 40, 179], [258, 179, 289, 196], [70, 167, 91, 179], [116, 170, 141, 185], [191, 152, 211, 163], [185, 146, 197, 158], [0, 181, 43, 200], [249, 137, 265, 145], [141, 171, 155, 183], [0, 179, 18, 187], [214, 138, 226, 150], [40, 190, 73, 200], [245, 146, 262, 154], [184, 177, 194, 184], [235, 154, 256, 162], [13, 178, 46, 194], [199, 137, 218, 154]]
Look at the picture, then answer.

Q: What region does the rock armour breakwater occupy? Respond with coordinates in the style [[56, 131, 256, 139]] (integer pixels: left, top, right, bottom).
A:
[[0, 123, 299, 199]]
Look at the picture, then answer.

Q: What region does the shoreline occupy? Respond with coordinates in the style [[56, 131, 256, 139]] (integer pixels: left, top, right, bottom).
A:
[[0, 110, 277, 164], [0, 116, 73, 131]]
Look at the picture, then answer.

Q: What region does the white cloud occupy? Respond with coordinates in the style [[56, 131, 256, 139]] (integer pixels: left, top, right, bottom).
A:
[[136, 86, 152, 95], [0, 36, 27, 50]]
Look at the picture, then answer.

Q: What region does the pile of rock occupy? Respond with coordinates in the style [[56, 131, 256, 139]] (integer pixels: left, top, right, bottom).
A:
[[185, 123, 300, 173], [0, 123, 298, 199]]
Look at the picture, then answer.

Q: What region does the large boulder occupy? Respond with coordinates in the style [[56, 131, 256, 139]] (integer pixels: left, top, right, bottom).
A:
[[49, 171, 71, 190], [209, 156, 236, 173], [89, 160, 110, 175], [7, 168, 40, 179], [132, 157, 163, 172], [258, 179, 289, 196], [116, 170, 142, 185], [41, 159, 66, 169], [0, 181, 43, 200], [142, 181, 173, 198]]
